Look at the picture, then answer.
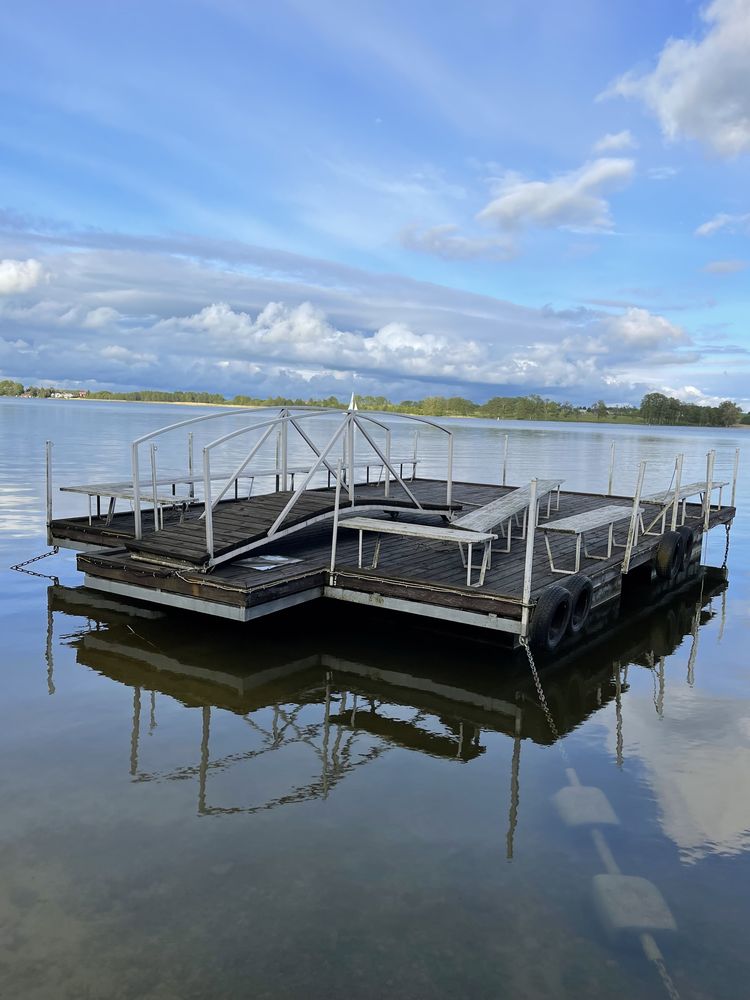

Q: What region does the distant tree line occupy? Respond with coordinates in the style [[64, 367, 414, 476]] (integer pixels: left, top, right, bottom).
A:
[[1, 379, 747, 426]]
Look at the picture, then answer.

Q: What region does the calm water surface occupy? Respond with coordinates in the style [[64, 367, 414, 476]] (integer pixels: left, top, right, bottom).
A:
[[1, 398, 749, 1000]]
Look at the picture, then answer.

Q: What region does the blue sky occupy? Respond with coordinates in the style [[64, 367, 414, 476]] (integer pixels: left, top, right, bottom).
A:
[[0, 0, 748, 405]]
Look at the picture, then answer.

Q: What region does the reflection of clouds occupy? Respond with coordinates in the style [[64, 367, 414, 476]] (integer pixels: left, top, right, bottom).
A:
[[0, 485, 41, 538], [609, 690, 750, 863]]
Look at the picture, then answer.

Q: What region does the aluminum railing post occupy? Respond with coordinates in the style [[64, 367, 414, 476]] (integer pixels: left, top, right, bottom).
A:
[[703, 449, 715, 531], [670, 453, 683, 532], [45, 441, 53, 545], [150, 443, 160, 531], [329, 460, 343, 579], [384, 428, 391, 498], [607, 441, 616, 496], [132, 442, 142, 540], [731, 447, 740, 508], [188, 432, 195, 498], [281, 407, 289, 492], [447, 433, 453, 508], [622, 461, 646, 575], [520, 478, 538, 638], [203, 448, 214, 560], [502, 433, 509, 487], [347, 412, 355, 504]]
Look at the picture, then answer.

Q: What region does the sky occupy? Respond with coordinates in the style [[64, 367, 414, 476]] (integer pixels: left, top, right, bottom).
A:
[[0, 0, 748, 406]]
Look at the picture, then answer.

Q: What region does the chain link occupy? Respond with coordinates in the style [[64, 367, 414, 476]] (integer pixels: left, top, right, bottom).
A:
[[721, 523, 731, 570], [519, 636, 560, 742], [10, 547, 60, 584]]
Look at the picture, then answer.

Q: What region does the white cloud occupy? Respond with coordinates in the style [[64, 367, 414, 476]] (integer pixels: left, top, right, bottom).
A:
[[477, 158, 634, 232], [0, 258, 43, 294], [400, 223, 514, 261], [695, 211, 750, 236], [603, 307, 688, 348], [593, 130, 637, 152], [603, 0, 750, 156], [0, 225, 723, 403], [647, 166, 679, 180], [703, 258, 748, 273]]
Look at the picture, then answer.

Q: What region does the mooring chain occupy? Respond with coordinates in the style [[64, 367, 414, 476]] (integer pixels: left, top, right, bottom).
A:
[[519, 636, 561, 744], [721, 523, 731, 569], [9, 547, 60, 584]]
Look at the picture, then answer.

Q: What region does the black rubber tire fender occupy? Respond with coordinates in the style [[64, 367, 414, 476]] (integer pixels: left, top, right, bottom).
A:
[[559, 574, 593, 636], [529, 584, 572, 654], [654, 530, 685, 580], [676, 525, 695, 570]]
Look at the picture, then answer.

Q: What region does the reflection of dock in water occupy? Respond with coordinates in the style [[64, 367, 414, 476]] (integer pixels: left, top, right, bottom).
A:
[[46, 567, 727, 841]]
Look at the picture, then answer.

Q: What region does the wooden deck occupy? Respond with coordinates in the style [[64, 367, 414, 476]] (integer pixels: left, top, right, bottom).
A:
[[72, 478, 735, 632]]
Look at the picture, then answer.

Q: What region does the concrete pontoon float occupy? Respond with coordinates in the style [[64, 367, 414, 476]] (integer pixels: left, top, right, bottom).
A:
[[46, 405, 739, 654]]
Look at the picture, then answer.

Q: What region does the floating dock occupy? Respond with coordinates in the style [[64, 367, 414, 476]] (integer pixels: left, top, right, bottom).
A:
[[45, 405, 738, 653]]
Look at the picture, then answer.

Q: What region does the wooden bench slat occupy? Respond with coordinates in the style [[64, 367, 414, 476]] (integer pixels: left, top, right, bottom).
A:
[[340, 516, 496, 543], [451, 479, 562, 532], [542, 504, 637, 535]]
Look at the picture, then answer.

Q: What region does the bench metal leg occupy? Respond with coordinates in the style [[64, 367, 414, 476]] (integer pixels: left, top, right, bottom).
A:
[[544, 530, 582, 575]]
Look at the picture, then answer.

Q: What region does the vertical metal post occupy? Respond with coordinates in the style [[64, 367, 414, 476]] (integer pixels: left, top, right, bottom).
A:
[[731, 447, 740, 508], [132, 442, 142, 540], [622, 461, 646, 575], [281, 408, 289, 492], [347, 411, 355, 503], [203, 448, 214, 560], [384, 428, 391, 498], [446, 432, 454, 508], [45, 440, 53, 544], [607, 441, 616, 496], [703, 449, 715, 531], [412, 429, 419, 481], [502, 433, 509, 487], [329, 460, 343, 579], [670, 454, 683, 532], [188, 432, 195, 498], [150, 443, 160, 531], [520, 477, 538, 637]]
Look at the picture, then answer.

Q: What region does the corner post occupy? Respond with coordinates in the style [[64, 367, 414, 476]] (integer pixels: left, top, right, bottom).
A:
[[347, 412, 355, 504], [520, 477, 538, 638], [329, 460, 343, 579], [280, 407, 289, 492], [150, 443, 160, 531], [607, 441, 616, 496], [622, 461, 646, 575], [132, 441, 142, 540], [188, 432, 195, 498], [703, 449, 716, 531], [384, 428, 391, 498], [731, 447, 740, 508], [447, 432, 454, 508], [203, 447, 214, 560], [45, 440, 53, 545], [670, 453, 683, 532], [502, 433, 509, 487]]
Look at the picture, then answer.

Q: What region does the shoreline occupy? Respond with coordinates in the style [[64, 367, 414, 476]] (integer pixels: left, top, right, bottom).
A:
[[3, 394, 746, 429]]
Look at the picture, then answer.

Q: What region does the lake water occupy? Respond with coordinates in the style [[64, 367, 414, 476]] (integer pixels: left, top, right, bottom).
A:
[[1, 397, 748, 1000]]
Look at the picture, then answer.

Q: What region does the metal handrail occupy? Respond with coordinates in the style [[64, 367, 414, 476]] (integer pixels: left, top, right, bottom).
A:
[[130, 405, 338, 539]]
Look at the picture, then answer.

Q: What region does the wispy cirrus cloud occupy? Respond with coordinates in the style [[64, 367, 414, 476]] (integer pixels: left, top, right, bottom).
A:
[[695, 211, 750, 236], [703, 259, 748, 273], [477, 158, 635, 233], [593, 130, 637, 153]]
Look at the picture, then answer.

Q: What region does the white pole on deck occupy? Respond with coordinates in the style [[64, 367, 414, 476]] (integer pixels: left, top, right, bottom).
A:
[[203, 448, 214, 560], [670, 454, 683, 532], [132, 442, 142, 540], [622, 461, 646, 575], [607, 441, 616, 496], [502, 433, 509, 487], [45, 441, 53, 545], [520, 477, 538, 638], [150, 443, 160, 531], [703, 449, 716, 531], [731, 448, 740, 508]]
